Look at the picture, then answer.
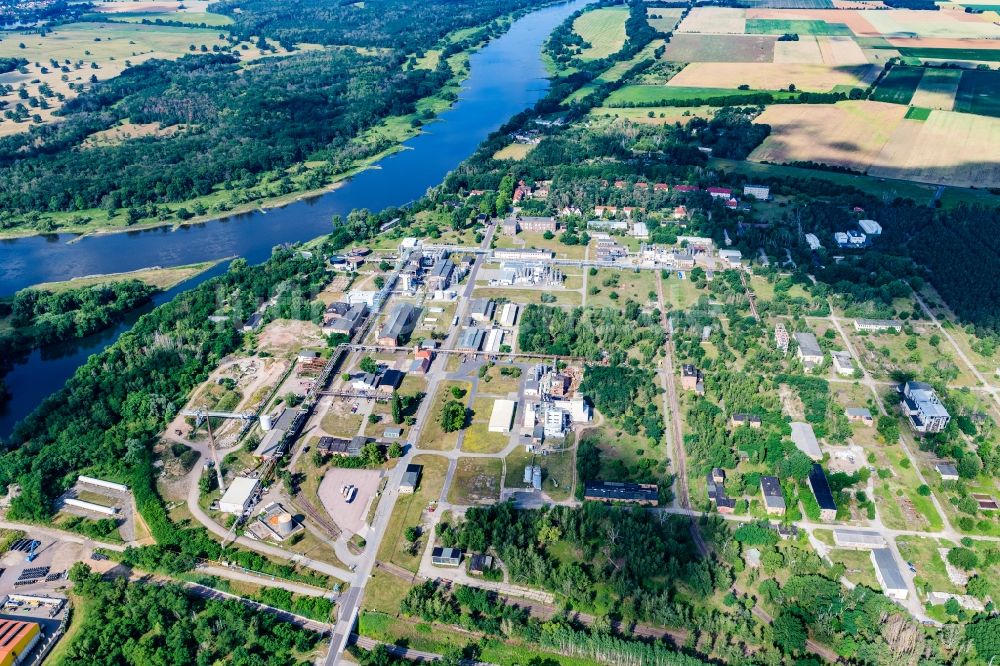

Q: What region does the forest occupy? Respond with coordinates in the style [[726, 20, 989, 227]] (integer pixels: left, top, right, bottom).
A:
[[209, 0, 537, 51], [0, 280, 156, 387], [0, 50, 451, 230], [60, 563, 322, 665], [436, 503, 726, 624]]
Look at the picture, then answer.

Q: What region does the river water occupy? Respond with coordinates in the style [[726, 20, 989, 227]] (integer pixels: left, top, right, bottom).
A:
[[0, 0, 588, 437]]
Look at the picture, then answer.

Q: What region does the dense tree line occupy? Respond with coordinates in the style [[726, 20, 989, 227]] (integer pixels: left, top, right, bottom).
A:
[[208, 0, 537, 51], [0, 58, 27, 75], [61, 563, 322, 665], [0, 280, 156, 381]]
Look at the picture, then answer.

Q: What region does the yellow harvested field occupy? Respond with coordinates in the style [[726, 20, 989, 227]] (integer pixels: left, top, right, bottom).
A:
[[816, 36, 869, 66], [773, 37, 824, 64], [646, 8, 683, 33], [868, 110, 1000, 188], [592, 106, 718, 125], [493, 143, 535, 161], [666, 62, 879, 92], [909, 68, 961, 111], [676, 7, 746, 34], [749, 101, 908, 172], [572, 7, 629, 60]]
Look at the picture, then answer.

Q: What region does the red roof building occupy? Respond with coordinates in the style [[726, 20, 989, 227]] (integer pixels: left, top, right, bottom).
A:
[[707, 187, 732, 199], [674, 185, 699, 193]]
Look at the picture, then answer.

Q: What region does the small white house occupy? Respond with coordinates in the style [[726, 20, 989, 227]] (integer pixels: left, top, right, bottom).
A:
[[831, 351, 855, 376]]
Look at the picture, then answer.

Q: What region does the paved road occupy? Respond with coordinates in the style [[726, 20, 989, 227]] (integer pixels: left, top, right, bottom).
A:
[[325, 220, 500, 666]]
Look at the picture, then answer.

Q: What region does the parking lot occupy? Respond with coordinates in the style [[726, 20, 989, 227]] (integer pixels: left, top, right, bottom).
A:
[[318, 468, 382, 535]]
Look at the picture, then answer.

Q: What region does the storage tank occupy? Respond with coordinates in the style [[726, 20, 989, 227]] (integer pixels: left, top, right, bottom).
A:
[[260, 413, 274, 432], [523, 465, 532, 484], [532, 465, 542, 491], [270, 512, 295, 538]]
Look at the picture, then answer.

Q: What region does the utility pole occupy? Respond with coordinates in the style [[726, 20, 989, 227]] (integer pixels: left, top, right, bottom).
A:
[[203, 409, 226, 493]]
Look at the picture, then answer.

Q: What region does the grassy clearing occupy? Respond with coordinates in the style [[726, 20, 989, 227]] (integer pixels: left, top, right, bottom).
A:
[[447, 457, 502, 505], [588, 267, 658, 309], [46, 592, 89, 666], [897, 535, 961, 594], [28, 260, 220, 293], [572, 7, 629, 60], [828, 548, 879, 590], [418, 381, 472, 451], [99, 10, 235, 26], [472, 287, 581, 307], [360, 570, 412, 614], [463, 423, 510, 454], [661, 273, 705, 310], [493, 143, 535, 161], [376, 454, 449, 571]]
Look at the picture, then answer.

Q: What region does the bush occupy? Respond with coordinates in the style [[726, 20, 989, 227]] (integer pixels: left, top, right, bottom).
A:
[[947, 547, 979, 570]]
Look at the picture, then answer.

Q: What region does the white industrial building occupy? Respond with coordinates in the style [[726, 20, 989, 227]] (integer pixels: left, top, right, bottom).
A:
[[743, 184, 770, 200], [833, 529, 886, 549], [219, 477, 260, 515], [805, 233, 822, 250], [858, 219, 882, 236], [854, 318, 902, 332], [718, 249, 742, 268], [65, 498, 117, 516], [483, 328, 505, 354], [489, 399, 517, 433], [78, 476, 128, 493], [871, 548, 908, 600], [499, 303, 519, 327], [831, 351, 855, 376]]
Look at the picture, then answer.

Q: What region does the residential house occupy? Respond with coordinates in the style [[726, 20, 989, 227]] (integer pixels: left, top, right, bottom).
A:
[[846, 407, 874, 425], [900, 381, 950, 434], [681, 364, 701, 391], [707, 186, 732, 199], [794, 331, 823, 371], [730, 413, 762, 428], [935, 463, 959, 481], [431, 547, 463, 567], [760, 476, 786, 516], [831, 351, 855, 376]]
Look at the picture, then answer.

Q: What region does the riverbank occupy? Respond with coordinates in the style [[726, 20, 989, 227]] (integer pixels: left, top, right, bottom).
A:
[[0, 14, 512, 241], [23, 260, 225, 293]]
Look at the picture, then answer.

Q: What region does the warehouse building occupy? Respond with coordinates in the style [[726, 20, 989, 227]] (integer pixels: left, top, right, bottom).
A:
[[219, 477, 261, 515], [833, 529, 886, 549], [871, 548, 908, 600], [0, 620, 40, 666], [791, 422, 822, 460], [808, 464, 837, 521], [489, 399, 517, 433], [584, 481, 659, 506]]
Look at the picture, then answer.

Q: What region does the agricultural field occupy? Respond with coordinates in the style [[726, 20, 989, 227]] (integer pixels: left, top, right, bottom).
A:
[[662, 34, 777, 63], [867, 109, 1000, 188], [745, 18, 853, 35], [572, 6, 629, 60], [666, 61, 878, 92], [646, 8, 683, 33], [749, 100, 907, 171], [606, 84, 796, 106], [591, 105, 719, 125], [896, 47, 1000, 63], [954, 69, 1000, 117], [870, 65, 923, 104], [864, 9, 1000, 40], [773, 37, 825, 64], [909, 68, 963, 110], [676, 7, 747, 34]]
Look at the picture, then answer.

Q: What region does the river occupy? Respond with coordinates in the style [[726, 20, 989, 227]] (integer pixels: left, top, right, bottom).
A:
[[0, 0, 589, 437]]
